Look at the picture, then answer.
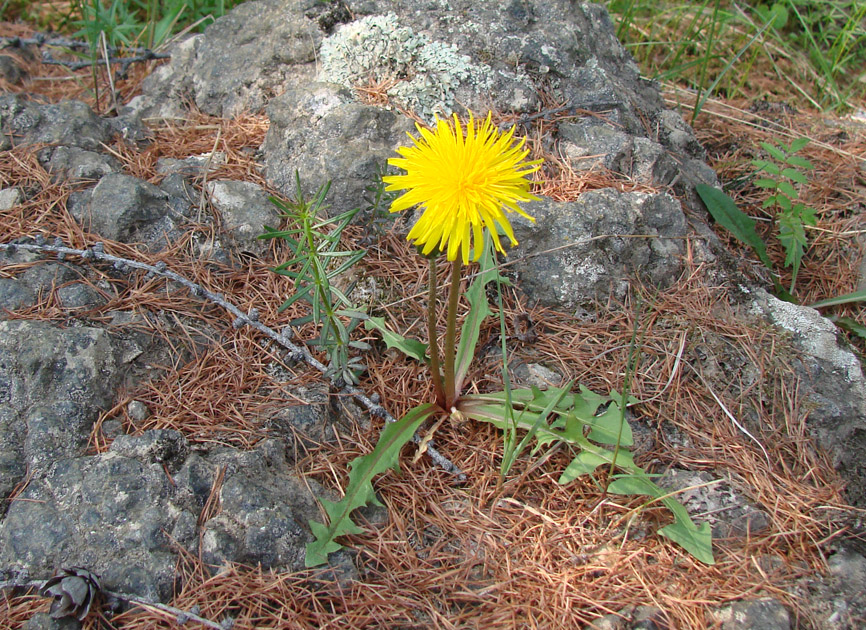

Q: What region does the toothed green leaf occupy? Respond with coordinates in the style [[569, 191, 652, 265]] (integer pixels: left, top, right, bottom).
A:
[[305, 403, 437, 567], [608, 473, 715, 565], [558, 451, 608, 482], [782, 168, 808, 185], [785, 155, 813, 170], [364, 317, 428, 362], [459, 385, 714, 564]]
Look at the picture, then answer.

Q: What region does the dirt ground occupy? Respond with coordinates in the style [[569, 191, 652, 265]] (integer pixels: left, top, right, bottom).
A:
[[2, 21, 866, 629]]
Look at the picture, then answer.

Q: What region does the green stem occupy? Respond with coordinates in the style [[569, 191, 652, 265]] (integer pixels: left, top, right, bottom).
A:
[[427, 258, 445, 407], [443, 259, 463, 409]]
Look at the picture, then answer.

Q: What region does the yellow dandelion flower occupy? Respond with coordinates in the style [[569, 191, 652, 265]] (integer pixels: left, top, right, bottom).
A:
[[384, 112, 542, 265]]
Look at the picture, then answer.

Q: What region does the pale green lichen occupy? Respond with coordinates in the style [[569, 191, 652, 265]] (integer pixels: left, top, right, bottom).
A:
[[318, 13, 495, 122]]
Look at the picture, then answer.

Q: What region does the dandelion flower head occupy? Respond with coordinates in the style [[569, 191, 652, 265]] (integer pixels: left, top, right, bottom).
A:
[[384, 112, 542, 264]]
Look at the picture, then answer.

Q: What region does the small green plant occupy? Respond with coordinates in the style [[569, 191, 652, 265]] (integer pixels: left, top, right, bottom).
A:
[[259, 173, 369, 385], [73, 0, 140, 53], [751, 138, 817, 293], [70, 0, 241, 53], [305, 114, 714, 568]]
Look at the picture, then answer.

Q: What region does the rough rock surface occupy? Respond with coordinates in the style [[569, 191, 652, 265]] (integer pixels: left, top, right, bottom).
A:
[[130, 0, 715, 202], [205, 180, 281, 257], [0, 430, 340, 602], [262, 82, 415, 213], [0, 94, 114, 151], [77, 173, 174, 244], [125, 0, 322, 119], [795, 546, 866, 629], [708, 598, 791, 630], [748, 289, 866, 506], [510, 190, 689, 306], [37, 145, 121, 183], [0, 320, 122, 498]]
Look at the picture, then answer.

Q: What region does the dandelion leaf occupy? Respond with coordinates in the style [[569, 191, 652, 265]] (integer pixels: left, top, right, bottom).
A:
[[584, 402, 634, 447], [608, 473, 715, 565], [558, 451, 608, 483], [659, 520, 715, 565], [305, 403, 436, 567], [364, 317, 428, 363], [455, 236, 501, 390]]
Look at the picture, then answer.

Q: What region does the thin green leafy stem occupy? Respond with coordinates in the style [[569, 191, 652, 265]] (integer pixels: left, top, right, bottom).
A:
[[606, 297, 645, 487], [259, 172, 368, 384]]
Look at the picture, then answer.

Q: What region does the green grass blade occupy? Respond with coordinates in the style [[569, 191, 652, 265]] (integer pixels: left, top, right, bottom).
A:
[[810, 290, 866, 309], [830, 316, 866, 340], [692, 19, 769, 121]]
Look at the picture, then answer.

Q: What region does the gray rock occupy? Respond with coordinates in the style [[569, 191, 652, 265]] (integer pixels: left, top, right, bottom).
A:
[[25, 612, 81, 630], [262, 82, 414, 213], [0, 95, 114, 151], [156, 152, 225, 177], [0, 187, 21, 211], [0, 320, 121, 495], [0, 55, 26, 84], [80, 173, 172, 244], [126, 400, 151, 422], [0, 423, 347, 603], [266, 383, 335, 453], [795, 545, 866, 630], [20, 261, 81, 294], [590, 613, 628, 630], [118, 0, 721, 236], [509, 190, 688, 307], [109, 429, 191, 472], [510, 362, 565, 389], [748, 289, 866, 507], [205, 180, 281, 257], [38, 146, 121, 182], [631, 605, 667, 630], [559, 120, 681, 186], [0, 451, 186, 602], [0, 277, 35, 314], [56, 283, 106, 310], [158, 172, 198, 203], [317, 12, 537, 122], [0, 261, 105, 319], [197, 439, 351, 575], [126, 0, 321, 119], [709, 599, 790, 630]]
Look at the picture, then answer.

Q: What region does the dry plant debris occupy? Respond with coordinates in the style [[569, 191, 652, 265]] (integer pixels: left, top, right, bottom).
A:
[[1, 31, 864, 630]]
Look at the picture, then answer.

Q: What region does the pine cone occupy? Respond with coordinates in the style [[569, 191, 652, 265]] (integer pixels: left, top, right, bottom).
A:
[[40, 567, 101, 621]]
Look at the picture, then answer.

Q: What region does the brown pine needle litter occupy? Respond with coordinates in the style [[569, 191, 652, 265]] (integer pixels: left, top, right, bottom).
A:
[[2, 37, 866, 630]]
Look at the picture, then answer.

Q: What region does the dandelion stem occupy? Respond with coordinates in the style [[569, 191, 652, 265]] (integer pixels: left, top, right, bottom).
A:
[[427, 257, 445, 407], [443, 259, 462, 408]]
